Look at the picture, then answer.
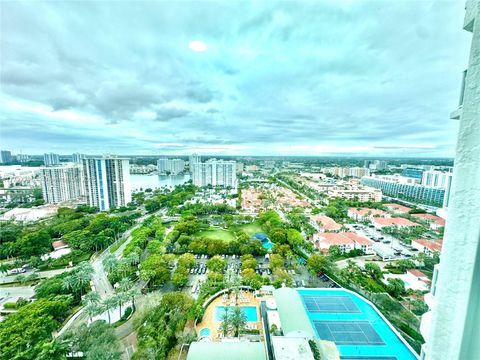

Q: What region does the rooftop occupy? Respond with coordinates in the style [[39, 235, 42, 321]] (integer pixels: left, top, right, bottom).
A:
[[315, 232, 372, 246], [288, 289, 418, 359], [408, 269, 429, 279], [348, 207, 389, 217], [384, 203, 412, 213], [412, 239, 443, 252], [412, 213, 446, 226], [186, 341, 266, 360], [372, 217, 420, 227], [271, 336, 314, 360], [310, 215, 342, 231]]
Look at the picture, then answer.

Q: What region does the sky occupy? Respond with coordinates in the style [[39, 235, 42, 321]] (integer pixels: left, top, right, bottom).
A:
[[0, 0, 471, 157]]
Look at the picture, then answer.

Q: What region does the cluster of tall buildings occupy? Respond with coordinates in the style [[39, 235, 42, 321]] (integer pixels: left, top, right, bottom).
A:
[[191, 158, 237, 189], [43, 153, 60, 166], [40, 156, 131, 211], [157, 157, 185, 175], [361, 171, 452, 208], [321, 166, 370, 178], [364, 160, 388, 170]]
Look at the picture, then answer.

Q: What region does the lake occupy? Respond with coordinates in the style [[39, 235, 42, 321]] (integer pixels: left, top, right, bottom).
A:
[[130, 174, 191, 191]]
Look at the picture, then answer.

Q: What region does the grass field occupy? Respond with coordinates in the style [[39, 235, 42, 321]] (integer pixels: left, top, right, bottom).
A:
[[195, 221, 265, 242], [237, 221, 264, 236], [196, 229, 236, 242]]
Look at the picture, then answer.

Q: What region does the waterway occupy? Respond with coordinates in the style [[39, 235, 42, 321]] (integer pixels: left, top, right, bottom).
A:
[[130, 174, 190, 191]]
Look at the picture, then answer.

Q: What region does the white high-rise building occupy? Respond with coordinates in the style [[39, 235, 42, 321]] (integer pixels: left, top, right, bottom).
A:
[[40, 165, 84, 204], [421, 170, 453, 189], [82, 157, 131, 211], [192, 159, 237, 189], [157, 158, 185, 175], [421, 170, 454, 209], [424, 2, 480, 359], [189, 153, 201, 173], [44, 153, 60, 167], [72, 153, 86, 164], [0, 150, 13, 164]]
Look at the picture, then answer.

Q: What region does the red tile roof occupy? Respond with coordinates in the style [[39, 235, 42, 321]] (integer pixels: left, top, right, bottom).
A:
[[310, 215, 342, 231], [408, 269, 428, 279], [412, 213, 446, 226], [342, 232, 374, 245], [348, 207, 388, 217], [372, 217, 420, 227], [316, 232, 355, 245], [315, 232, 373, 246], [384, 203, 411, 213], [412, 239, 443, 252], [52, 240, 68, 250]]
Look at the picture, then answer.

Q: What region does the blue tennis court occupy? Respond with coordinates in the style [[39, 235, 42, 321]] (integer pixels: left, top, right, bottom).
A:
[[341, 357, 397, 360], [314, 320, 385, 346], [303, 295, 361, 313], [296, 289, 418, 359]]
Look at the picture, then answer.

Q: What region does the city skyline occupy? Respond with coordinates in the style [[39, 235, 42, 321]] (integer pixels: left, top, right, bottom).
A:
[[0, 1, 471, 157]]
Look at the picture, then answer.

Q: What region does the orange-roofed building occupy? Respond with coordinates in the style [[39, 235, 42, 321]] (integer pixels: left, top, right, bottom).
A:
[[342, 232, 375, 254], [372, 217, 420, 229], [412, 213, 446, 230], [347, 207, 390, 221], [412, 239, 443, 256], [408, 269, 429, 282], [384, 203, 411, 214], [312, 232, 374, 254], [310, 214, 342, 232], [52, 240, 68, 251]]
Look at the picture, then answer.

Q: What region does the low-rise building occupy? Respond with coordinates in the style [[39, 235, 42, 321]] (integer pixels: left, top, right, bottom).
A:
[[384, 203, 411, 214], [348, 207, 390, 222], [412, 213, 446, 230], [371, 217, 420, 230], [411, 239, 443, 256], [310, 215, 342, 232], [327, 187, 382, 202], [313, 232, 374, 254]]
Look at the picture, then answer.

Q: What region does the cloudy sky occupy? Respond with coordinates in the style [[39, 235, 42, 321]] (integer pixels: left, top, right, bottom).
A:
[[0, 1, 471, 157]]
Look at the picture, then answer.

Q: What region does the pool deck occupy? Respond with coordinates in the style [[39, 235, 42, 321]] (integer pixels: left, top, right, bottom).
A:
[[196, 290, 264, 340]]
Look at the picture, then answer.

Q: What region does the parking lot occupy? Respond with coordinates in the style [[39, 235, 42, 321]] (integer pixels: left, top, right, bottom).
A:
[[347, 224, 418, 261], [184, 253, 337, 298]]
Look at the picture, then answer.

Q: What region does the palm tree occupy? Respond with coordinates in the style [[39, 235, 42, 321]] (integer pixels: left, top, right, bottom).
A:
[[84, 302, 101, 323], [219, 308, 231, 337], [127, 252, 140, 267], [103, 296, 117, 324], [74, 268, 94, 297], [113, 291, 129, 319], [230, 306, 247, 338], [82, 291, 102, 323], [62, 275, 76, 294], [83, 291, 101, 306], [102, 253, 118, 274], [118, 278, 140, 311]]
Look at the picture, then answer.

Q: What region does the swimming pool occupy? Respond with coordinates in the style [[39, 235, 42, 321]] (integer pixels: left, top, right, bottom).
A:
[[297, 289, 418, 360], [262, 241, 273, 250], [199, 328, 211, 337], [251, 232, 274, 250], [215, 306, 258, 322]]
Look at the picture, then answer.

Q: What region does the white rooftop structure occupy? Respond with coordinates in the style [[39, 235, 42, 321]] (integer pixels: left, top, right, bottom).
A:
[[271, 336, 314, 360]]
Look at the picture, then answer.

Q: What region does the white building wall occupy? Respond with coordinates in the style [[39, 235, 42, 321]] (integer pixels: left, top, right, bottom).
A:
[[425, 2, 480, 359]]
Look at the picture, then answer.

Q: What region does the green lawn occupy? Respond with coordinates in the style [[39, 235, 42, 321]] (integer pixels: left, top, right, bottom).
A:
[[196, 229, 236, 242], [195, 221, 265, 242], [237, 221, 264, 236]]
